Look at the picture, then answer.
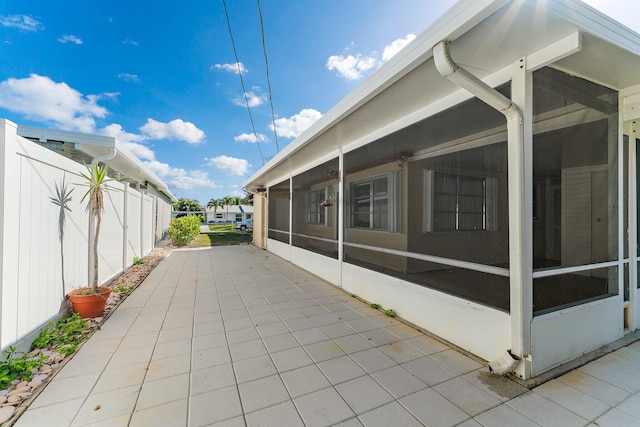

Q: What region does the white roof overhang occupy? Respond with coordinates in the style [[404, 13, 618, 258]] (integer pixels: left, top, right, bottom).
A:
[[16, 125, 177, 203], [244, 0, 640, 190]]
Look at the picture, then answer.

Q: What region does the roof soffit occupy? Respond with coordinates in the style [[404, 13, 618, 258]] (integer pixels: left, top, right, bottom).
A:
[[243, 0, 640, 189]]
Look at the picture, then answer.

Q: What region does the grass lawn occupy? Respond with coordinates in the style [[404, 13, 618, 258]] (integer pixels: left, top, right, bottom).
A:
[[188, 229, 252, 247], [208, 224, 235, 231]]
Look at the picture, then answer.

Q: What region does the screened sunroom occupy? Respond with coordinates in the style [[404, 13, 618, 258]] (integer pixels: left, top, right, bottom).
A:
[[244, 0, 640, 379]]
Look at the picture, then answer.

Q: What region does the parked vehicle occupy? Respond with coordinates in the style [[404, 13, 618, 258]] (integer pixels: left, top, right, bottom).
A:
[[235, 218, 253, 231]]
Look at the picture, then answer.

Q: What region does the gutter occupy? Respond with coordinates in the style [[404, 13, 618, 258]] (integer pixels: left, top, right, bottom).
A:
[[433, 39, 523, 375], [90, 147, 117, 168], [433, 40, 522, 122]]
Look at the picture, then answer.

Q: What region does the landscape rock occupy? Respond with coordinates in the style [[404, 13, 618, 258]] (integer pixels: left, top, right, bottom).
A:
[[7, 395, 21, 404], [0, 406, 15, 423], [8, 386, 30, 397]]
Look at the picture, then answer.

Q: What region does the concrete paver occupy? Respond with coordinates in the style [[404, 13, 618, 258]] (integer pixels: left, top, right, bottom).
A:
[[13, 245, 640, 426]]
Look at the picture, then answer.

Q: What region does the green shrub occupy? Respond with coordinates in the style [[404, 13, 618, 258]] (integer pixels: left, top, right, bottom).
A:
[[31, 313, 89, 352], [0, 346, 47, 389], [169, 215, 201, 246]]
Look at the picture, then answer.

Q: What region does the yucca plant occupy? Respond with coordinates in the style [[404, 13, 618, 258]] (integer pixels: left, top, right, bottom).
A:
[[78, 163, 114, 294]]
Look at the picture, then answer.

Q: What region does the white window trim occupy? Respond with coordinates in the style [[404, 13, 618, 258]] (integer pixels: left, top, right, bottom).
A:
[[423, 169, 497, 233], [306, 188, 328, 226], [349, 172, 401, 232]]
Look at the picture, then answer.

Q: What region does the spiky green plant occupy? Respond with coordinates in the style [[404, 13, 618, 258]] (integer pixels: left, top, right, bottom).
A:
[[50, 179, 73, 300], [78, 163, 114, 293]]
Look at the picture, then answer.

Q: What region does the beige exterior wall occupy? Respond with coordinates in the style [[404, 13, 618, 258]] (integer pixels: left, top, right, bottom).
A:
[[252, 192, 267, 248]]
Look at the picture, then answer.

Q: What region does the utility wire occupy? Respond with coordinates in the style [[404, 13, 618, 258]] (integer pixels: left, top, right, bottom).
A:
[[221, 0, 265, 164], [257, 0, 279, 153]]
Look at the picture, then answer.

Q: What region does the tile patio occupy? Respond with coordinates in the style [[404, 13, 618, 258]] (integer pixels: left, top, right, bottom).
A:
[[13, 245, 640, 426]]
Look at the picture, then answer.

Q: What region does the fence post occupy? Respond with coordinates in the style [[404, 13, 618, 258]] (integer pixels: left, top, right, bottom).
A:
[[122, 184, 128, 270], [0, 120, 21, 349]]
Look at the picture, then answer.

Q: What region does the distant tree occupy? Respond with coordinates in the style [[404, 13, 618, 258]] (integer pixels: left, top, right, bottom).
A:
[[222, 195, 234, 222], [240, 191, 253, 205], [206, 198, 223, 223], [207, 198, 222, 212], [173, 198, 201, 216]]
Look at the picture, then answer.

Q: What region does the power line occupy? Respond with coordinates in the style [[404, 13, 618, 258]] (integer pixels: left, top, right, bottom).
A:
[[257, 0, 279, 153], [221, 0, 265, 164]]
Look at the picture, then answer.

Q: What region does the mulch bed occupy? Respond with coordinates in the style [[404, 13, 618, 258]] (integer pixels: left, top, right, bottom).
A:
[[2, 246, 171, 426]]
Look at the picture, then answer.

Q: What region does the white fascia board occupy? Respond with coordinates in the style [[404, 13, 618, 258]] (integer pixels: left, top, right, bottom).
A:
[[243, 0, 510, 189], [526, 31, 582, 71], [17, 125, 115, 147], [622, 83, 640, 121], [531, 0, 640, 56], [15, 125, 176, 202]]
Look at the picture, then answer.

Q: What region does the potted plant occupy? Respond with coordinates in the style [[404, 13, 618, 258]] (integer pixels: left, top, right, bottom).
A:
[[68, 163, 114, 318]]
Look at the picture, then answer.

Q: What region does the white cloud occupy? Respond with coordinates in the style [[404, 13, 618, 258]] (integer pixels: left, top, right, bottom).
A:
[[326, 34, 417, 80], [213, 62, 247, 74], [382, 34, 416, 61], [0, 74, 108, 132], [326, 53, 378, 80], [123, 39, 139, 46], [144, 160, 220, 190], [57, 34, 83, 45], [99, 123, 155, 160], [270, 108, 322, 139], [206, 155, 249, 177], [0, 15, 44, 32], [139, 118, 205, 144], [233, 91, 265, 107], [118, 73, 140, 82], [234, 133, 268, 144]]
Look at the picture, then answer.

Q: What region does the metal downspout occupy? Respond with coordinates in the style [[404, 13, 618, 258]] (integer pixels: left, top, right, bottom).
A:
[[90, 147, 117, 169], [433, 39, 526, 374], [433, 40, 522, 121]]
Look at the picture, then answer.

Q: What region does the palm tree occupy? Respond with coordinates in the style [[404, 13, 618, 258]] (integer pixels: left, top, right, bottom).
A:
[[222, 196, 233, 223], [207, 198, 222, 223], [207, 198, 221, 212], [79, 163, 114, 293]]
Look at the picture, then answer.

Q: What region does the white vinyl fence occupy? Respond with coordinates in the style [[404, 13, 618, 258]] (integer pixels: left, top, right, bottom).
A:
[[0, 119, 172, 352]]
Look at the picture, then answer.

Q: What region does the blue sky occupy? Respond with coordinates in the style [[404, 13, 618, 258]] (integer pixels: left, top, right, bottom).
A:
[[0, 0, 638, 205]]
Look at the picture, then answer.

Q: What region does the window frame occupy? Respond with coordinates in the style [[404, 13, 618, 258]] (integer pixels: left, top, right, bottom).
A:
[[306, 188, 327, 226], [423, 169, 497, 233], [349, 172, 401, 232]]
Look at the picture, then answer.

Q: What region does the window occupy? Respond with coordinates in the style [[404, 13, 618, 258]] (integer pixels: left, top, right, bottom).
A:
[[350, 172, 400, 231], [306, 189, 326, 225], [424, 170, 497, 232], [235, 213, 243, 222]]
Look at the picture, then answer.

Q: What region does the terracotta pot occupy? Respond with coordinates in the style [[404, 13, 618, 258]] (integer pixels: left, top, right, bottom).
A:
[[68, 286, 112, 318]]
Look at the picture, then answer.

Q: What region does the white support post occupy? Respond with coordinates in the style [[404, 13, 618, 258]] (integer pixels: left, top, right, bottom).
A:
[[510, 57, 533, 379], [264, 187, 269, 250], [288, 176, 293, 246], [627, 120, 639, 331], [611, 110, 621, 316], [338, 149, 344, 287]]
